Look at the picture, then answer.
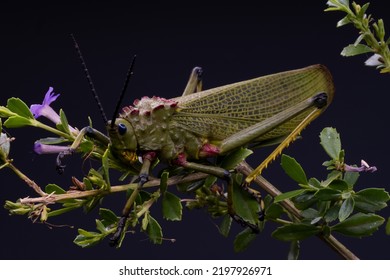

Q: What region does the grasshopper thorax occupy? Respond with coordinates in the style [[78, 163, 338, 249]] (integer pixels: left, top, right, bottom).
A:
[[107, 118, 138, 163]]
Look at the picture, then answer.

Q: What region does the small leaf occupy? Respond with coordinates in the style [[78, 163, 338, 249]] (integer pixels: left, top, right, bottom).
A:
[[265, 202, 285, 219], [332, 213, 385, 237], [292, 192, 317, 210], [354, 188, 390, 213], [288, 240, 300, 260], [386, 218, 390, 235], [47, 206, 79, 217], [233, 228, 257, 253], [341, 44, 373, 57], [280, 154, 308, 185], [328, 179, 349, 192], [339, 196, 355, 221], [45, 184, 66, 194], [3, 116, 32, 128], [320, 127, 341, 160], [59, 109, 70, 134], [7, 98, 34, 119], [221, 147, 253, 170], [315, 188, 341, 201], [233, 180, 261, 225], [146, 216, 163, 244], [96, 219, 107, 234], [272, 223, 321, 241], [159, 171, 169, 195], [36, 137, 68, 145], [219, 215, 232, 237], [274, 189, 307, 203], [324, 204, 341, 223], [162, 191, 182, 221], [343, 171, 359, 188], [99, 208, 119, 226], [337, 15, 351, 27]]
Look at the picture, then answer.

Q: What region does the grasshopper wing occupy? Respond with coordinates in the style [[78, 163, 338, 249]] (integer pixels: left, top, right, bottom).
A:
[[172, 64, 334, 146]]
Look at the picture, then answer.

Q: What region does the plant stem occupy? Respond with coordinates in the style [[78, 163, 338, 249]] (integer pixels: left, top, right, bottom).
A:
[[19, 172, 209, 204], [238, 161, 359, 260], [7, 161, 47, 197]]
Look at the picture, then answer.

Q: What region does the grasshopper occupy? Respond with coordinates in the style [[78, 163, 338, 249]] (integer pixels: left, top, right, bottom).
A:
[[61, 39, 334, 246]]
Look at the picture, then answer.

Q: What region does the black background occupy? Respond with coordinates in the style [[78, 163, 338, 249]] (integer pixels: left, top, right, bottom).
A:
[[1, 1, 389, 260]]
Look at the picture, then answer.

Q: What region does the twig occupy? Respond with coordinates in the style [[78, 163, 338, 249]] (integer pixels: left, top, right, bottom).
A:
[[19, 172, 209, 204], [7, 161, 47, 197]]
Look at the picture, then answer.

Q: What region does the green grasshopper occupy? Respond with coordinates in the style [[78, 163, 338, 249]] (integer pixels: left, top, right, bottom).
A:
[[60, 39, 334, 246]]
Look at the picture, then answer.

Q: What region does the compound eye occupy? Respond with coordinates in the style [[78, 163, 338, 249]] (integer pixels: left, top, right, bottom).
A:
[[118, 123, 127, 135]]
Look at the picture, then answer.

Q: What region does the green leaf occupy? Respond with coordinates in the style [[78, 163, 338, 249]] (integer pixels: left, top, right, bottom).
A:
[[47, 206, 79, 217], [233, 180, 261, 226], [146, 216, 163, 244], [315, 188, 342, 201], [45, 184, 66, 194], [219, 215, 232, 237], [280, 154, 308, 185], [58, 109, 70, 134], [162, 191, 182, 221], [159, 171, 169, 195], [339, 196, 354, 221], [288, 240, 300, 260], [233, 228, 257, 253], [341, 44, 373, 57], [337, 15, 351, 27], [6, 98, 34, 119], [265, 202, 285, 219], [99, 208, 119, 226], [274, 189, 307, 203], [292, 192, 317, 210], [36, 137, 68, 145], [95, 219, 107, 234], [221, 147, 253, 170], [272, 223, 321, 241], [320, 127, 341, 160], [73, 229, 103, 248], [3, 116, 32, 128], [324, 204, 341, 223], [332, 213, 385, 237], [343, 171, 359, 188], [321, 170, 342, 187], [328, 179, 349, 192], [354, 188, 389, 213], [386, 218, 390, 235]]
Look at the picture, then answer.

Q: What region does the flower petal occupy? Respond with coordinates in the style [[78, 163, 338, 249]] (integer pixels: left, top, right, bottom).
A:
[[34, 142, 70, 155]]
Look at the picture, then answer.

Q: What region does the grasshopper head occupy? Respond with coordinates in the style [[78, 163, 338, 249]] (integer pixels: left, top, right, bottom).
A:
[[107, 118, 138, 163]]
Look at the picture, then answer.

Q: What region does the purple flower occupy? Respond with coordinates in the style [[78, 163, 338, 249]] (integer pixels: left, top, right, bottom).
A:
[[30, 87, 61, 124], [30, 87, 77, 134], [343, 160, 377, 173], [34, 141, 70, 155]]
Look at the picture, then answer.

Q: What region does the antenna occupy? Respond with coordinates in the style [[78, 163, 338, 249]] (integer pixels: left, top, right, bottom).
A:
[[70, 34, 108, 124], [110, 55, 137, 128]]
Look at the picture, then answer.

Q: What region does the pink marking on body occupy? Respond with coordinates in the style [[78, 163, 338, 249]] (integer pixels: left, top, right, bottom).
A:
[[133, 99, 140, 106], [130, 109, 139, 115], [143, 151, 157, 161], [152, 104, 165, 111], [172, 153, 188, 166], [199, 143, 220, 157]]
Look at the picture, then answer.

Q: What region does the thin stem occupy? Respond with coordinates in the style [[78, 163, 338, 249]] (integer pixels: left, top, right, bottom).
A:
[[19, 172, 209, 204], [7, 161, 47, 197]]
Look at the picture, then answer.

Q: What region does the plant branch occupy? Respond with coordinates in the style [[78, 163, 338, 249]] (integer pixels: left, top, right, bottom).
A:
[[237, 161, 359, 260]]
